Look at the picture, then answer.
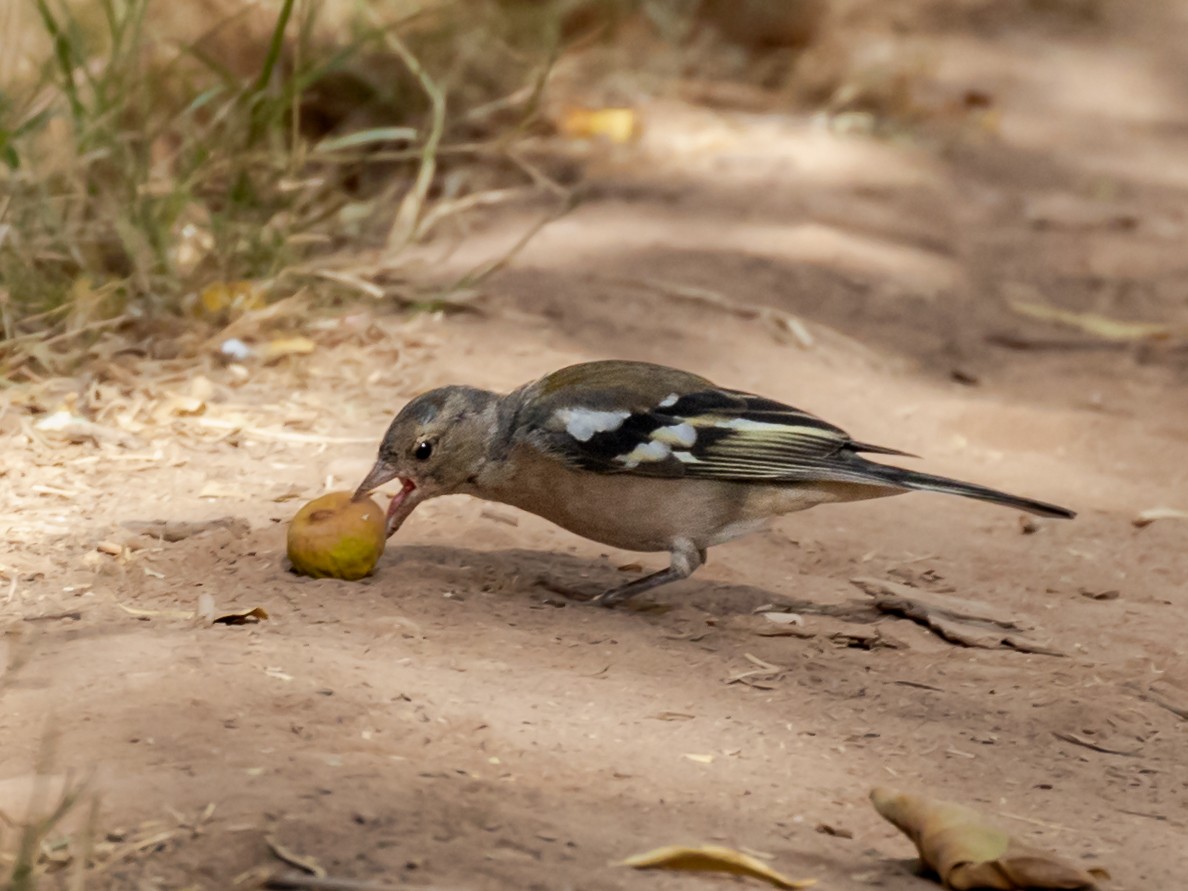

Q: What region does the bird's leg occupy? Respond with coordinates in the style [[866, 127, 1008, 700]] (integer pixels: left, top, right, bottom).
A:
[[591, 540, 706, 608]]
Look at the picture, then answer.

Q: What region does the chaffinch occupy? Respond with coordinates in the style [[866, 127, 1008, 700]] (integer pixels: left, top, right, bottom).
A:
[[354, 360, 1074, 606]]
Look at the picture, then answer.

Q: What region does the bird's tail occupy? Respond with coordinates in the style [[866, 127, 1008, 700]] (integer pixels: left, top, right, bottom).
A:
[[856, 461, 1075, 519]]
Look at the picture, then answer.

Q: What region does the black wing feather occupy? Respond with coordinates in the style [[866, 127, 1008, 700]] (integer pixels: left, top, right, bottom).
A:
[[527, 378, 904, 484]]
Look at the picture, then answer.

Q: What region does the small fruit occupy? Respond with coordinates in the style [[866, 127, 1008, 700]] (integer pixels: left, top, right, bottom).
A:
[[287, 491, 386, 580]]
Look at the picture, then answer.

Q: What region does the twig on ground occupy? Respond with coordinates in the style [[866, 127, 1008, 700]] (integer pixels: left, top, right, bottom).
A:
[[266, 836, 325, 878], [263, 869, 420, 891], [1051, 731, 1141, 757]]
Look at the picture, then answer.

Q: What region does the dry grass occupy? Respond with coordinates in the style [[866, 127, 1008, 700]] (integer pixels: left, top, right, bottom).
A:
[[0, 0, 593, 382]]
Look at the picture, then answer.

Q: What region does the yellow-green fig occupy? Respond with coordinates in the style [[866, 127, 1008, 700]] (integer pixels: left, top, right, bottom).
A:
[[287, 491, 386, 580]]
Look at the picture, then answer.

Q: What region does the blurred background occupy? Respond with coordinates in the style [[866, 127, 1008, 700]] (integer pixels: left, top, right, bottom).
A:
[[3, 0, 1184, 382]]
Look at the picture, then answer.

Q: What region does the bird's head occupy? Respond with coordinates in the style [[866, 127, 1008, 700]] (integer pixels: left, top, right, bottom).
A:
[[354, 385, 498, 536]]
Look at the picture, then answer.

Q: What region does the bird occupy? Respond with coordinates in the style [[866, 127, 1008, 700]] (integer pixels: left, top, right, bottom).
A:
[[354, 360, 1074, 607]]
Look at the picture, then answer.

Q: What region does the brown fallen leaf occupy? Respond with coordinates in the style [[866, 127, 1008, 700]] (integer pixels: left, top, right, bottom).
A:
[[620, 844, 815, 889], [870, 787, 1105, 890], [851, 578, 1063, 656], [213, 606, 269, 626]]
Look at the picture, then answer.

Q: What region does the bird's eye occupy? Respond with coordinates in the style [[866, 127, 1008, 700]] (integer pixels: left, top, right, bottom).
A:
[[413, 440, 433, 461]]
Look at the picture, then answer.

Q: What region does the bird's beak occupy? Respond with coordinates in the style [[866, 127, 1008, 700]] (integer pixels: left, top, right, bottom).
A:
[[354, 460, 422, 538], [353, 459, 399, 502]]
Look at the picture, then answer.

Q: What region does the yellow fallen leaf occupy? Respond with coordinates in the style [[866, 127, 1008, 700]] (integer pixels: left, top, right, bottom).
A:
[[1133, 507, 1188, 528], [258, 336, 317, 362], [559, 106, 641, 144], [196, 280, 267, 319], [1007, 297, 1170, 341], [871, 788, 1103, 890], [620, 845, 814, 889]]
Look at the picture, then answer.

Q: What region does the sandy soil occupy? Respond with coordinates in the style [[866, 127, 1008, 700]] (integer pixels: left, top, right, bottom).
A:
[[2, 4, 1187, 890]]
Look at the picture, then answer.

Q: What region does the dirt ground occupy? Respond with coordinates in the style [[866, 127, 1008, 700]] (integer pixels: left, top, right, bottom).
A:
[[2, 4, 1187, 890]]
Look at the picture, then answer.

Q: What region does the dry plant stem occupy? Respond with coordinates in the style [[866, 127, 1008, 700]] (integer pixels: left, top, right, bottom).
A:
[[7, 732, 91, 891], [416, 187, 528, 240], [373, 11, 447, 251], [68, 796, 99, 891], [1052, 731, 1141, 757], [446, 195, 577, 295], [266, 835, 325, 878], [1137, 690, 1188, 721], [505, 148, 571, 198], [248, 0, 297, 142], [624, 278, 815, 348], [0, 314, 129, 354]]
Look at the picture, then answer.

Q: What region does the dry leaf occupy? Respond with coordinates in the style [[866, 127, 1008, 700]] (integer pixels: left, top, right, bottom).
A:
[[620, 845, 815, 889], [1007, 297, 1171, 341], [871, 788, 1102, 890], [851, 577, 1061, 655], [213, 606, 269, 625], [1132, 507, 1188, 528]]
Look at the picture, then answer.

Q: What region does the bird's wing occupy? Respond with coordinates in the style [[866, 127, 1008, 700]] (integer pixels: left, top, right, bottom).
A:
[[519, 362, 912, 484]]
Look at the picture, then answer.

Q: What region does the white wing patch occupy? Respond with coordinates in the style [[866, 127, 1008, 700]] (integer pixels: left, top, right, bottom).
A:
[[658, 393, 680, 408], [617, 439, 671, 469], [651, 422, 697, 447], [556, 407, 631, 442]]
